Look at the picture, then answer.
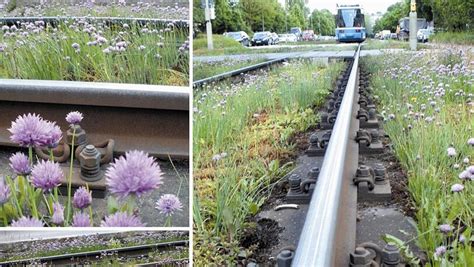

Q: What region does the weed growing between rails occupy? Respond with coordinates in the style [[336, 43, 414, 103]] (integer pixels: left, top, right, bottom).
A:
[[363, 49, 473, 265], [0, 20, 189, 85], [193, 60, 345, 264], [0, 111, 184, 227], [193, 58, 267, 81]]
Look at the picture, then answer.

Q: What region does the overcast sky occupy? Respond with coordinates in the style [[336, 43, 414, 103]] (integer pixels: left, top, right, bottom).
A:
[[278, 0, 403, 14]]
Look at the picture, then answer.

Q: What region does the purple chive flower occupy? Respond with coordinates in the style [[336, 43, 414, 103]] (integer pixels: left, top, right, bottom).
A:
[[51, 202, 64, 225], [434, 246, 446, 257], [8, 113, 52, 147], [468, 138, 474, 146], [72, 211, 91, 227], [105, 150, 163, 199], [100, 212, 145, 227], [156, 194, 183, 216], [44, 121, 62, 148], [459, 234, 466, 244], [0, 178, 11, 205], [73, 186, 92, 209], [72, 43, 80, 49], [11, 216, 44, 227], [9, 152, 31, 175], [439, 224, 452, 233], [447, 147, 456, 157], [66, 111, 83, 125], [451, 183, 464, 192], [31, 160, 63, 191]]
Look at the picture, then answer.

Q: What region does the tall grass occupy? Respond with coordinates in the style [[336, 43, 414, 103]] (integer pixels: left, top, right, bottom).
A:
[[0, 21, 189, 85], [431, 32, 474, 46], [193, 60, 344, 264], [363, 50, 473, 265], [193, 58, 266, 80]]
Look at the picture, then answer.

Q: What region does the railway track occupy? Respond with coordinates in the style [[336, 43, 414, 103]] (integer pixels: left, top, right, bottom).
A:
[[0, 240, 188, 266], [196, 44, 408, 265]]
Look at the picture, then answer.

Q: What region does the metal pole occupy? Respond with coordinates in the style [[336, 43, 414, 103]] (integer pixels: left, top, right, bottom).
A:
[[409, 0, 417, 51], [292, 45, 361, 266], [205, 0, 214, 50]]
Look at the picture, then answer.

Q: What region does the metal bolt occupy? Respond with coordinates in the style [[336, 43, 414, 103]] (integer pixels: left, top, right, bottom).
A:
[[309, 133, 319, 146], [370, 129, 380, 143], [79, 145, 101, 182], [382, 242, 401, 266], [308, 167, 320, 180], [66, 124, 87, 146], [374, 163, 387, 184], [288, 174, 302, 194], [320, 112, 329, 124], [368, 108, 377, 120], [350, 247, 373, 266], [276, 250, 294, 267], [357, 165, 371, 177]]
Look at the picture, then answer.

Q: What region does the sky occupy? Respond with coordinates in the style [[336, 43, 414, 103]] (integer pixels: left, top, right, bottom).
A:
[[278, 0, 402, 14]]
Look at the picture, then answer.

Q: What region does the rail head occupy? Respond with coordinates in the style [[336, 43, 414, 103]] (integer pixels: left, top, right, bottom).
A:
[[292, 45, 361, 266], [0, 79, 189, 111], [193, 57, 289, 88]]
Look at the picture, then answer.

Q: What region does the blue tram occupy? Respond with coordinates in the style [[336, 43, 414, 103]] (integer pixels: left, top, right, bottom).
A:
[[335, 4, 366, 43]]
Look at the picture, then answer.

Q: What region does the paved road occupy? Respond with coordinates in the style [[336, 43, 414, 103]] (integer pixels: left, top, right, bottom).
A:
[[194, 49, 404, 63], [0, 230, 126, 244]]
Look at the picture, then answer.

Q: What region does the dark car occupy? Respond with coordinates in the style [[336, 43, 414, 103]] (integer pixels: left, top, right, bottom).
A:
[[251, 31, 272, 46], [224, 31, 250, 47]]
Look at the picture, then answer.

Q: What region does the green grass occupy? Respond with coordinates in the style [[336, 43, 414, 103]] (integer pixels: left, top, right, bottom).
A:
[[431, 32, 474, 46], [193, 59, 344, 264], [193, 58, 267, 81], [363, 50, 473, 266], [0, 22, 189, 85]]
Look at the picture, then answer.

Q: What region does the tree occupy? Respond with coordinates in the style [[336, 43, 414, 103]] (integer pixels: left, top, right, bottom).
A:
[[309, 9, 335, 36]]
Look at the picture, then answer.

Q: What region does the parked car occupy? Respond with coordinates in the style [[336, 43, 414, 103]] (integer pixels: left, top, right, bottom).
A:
[[290, 27, 302, 41], [417, 29, 433, 43], [271, 32, 279, 44], [390, 33, 398, 39], [302, 30, 315, 41], [279, 33, 298, 43], [251, 31, 273, 46], [223, 31, 250, 46]]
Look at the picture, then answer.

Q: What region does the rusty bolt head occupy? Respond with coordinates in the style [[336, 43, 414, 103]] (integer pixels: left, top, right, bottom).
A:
[[382, 242, 401, 265], [309, 133, 319, 145], [79, 145, 101, 168], [67, 125, 87, 146], [350, 247, 373, 265], [357, 165, 371, 177], [308, 167, 320, 179], [289, 174, 301, 186]]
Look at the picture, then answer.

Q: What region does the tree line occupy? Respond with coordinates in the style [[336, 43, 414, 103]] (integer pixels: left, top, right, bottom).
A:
[[193, 0, 336, 36], [373, 0, 473, 33]]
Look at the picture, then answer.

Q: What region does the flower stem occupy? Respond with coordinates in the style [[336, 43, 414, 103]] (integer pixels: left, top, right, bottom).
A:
[[165, 216, 172, 227], [66, 127, 76, 225], [6, 176, 22, 217]]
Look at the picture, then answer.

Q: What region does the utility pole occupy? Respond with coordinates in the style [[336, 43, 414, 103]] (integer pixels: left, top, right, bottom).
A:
[[262, 16, 265, 31], [409, 0, 417, 51], [204, 0, 214, 50]]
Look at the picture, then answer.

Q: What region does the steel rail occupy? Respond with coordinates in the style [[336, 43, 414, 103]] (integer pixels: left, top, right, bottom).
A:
[[0, 16, 188, 27], [193, 56, 289, 88], [0, 80, 189, 158], [292, 45, 361, 266], [0, 240, 188, 265]]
